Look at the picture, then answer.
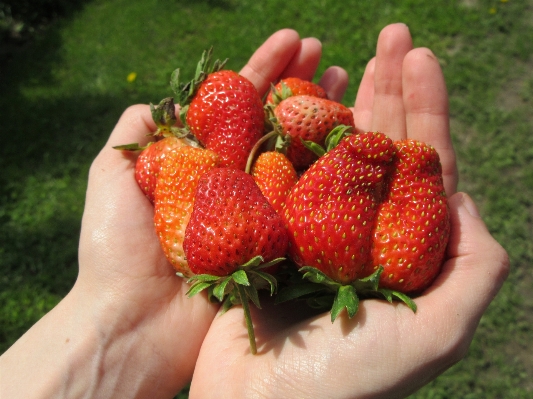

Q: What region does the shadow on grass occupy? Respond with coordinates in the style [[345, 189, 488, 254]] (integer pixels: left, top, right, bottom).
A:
[[0, 4, 154, 353]]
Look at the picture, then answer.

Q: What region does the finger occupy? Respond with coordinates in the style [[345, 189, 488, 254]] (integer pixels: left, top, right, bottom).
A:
[[402, 48, 458, 195], [371, 23, 413, 139], [239, 29, 303, 96], [317, 66, 349, 103], [351, 57, 376, 133], [274, 37, 323, 82]]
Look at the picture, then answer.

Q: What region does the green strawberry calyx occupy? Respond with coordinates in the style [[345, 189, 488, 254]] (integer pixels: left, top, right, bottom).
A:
[[268, 81, 294, 105], [276, 265, 417, 322], [186, 255, 284, 354], [301, 124, 353, 157], [170, 46, 227, 126], [113, 97, 200, 151]]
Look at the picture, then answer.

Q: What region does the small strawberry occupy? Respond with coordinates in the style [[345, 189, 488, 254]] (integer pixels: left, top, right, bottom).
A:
[[372, 139, 450, 293], [113, 97, 196, 203], [265, 77, 328, 105], [153, 146, 220, 277], [282, 132, 395, 285], [135, 136, 188, 203], [251, 151, 298, 216], [172, 49, 265, 170], [272, 95, 355, 170], [184, 167, 289, 354]]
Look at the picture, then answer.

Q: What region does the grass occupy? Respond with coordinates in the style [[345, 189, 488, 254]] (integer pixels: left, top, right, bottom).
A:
[[1, 0, 532, 397]]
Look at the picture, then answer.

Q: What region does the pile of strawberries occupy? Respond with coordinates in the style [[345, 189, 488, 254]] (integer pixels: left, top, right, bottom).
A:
[[116, 49, 450, 354]]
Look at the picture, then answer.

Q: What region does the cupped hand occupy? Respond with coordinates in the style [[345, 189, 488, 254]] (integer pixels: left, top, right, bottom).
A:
[[73, 29, 336, 398], [188, 24, 508, 399]]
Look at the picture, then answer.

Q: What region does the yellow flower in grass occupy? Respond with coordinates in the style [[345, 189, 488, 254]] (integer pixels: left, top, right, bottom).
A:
[[489, 7, 497, 14], [127, 72, 137, 83]]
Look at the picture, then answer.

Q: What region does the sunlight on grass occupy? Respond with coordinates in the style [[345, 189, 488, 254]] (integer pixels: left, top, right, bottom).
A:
[[1, 0, 532, 397]]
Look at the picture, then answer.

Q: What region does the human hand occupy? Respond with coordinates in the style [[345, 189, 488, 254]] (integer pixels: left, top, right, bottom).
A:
[[188, 24, 509, 399], [0, 29, 340, 399]]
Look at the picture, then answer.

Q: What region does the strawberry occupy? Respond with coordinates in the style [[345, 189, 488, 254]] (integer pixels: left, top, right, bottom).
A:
[[172, 49, 265, 170], [113, 97, 195, 203], [153, 146, 220, 277], [251, 151, 298, 216], [272, 95, 355, 170], [372, 139, 450, 293], [265, 77, 328, 105], [282, 132, 395, 285], [135, 136, 188, 203], [184, 167, 288, 354], [184, 168, 288, 276]]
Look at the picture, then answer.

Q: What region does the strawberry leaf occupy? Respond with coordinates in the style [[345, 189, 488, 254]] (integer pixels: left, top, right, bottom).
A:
[[241, 255, 264, 269], [112, 142, 147, 151], [300, 266, 341, 289], [331, 284, 358, 322], [186, 281, 214, 297], [301, 138, 326, 158], [250, 270, 277, 296], [389, 290, 418, 313], [243, 285, 261, 309], [232, 269, 250, 286], [324, 125, 352, 152], [212, 276, 233, 302]]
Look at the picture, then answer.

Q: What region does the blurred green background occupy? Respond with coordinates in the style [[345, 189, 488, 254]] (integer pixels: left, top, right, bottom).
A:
[[1, 0, 532, 397]]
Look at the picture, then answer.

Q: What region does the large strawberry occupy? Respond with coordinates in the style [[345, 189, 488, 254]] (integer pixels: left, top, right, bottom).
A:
[[282, 132, 395, 284], [153, 146, 220, 277], [184, 167, 289, 354], [172, 49, 265, 170], [265, 77, 328, 106], [184, 168, 288, 276], [251, 151, 298, 216], [372, 139, 450, 293], [271, 95, 355, 171]]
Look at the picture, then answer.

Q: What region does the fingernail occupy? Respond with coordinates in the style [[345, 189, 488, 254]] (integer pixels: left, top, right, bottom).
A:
[[459, 193, 481, 218]]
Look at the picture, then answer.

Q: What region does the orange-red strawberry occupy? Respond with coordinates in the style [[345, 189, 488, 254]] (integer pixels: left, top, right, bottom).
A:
[[282, 132, 395, 284], [154, 146, 220, 276], [251, 151, 298, 216], [173, 50, 265, 170], [273, 95, 355, 170], [135, 136, 188, 203], [184, 168, 289, 277], [265, 77, 328, 105], [372, 139, 450, 293]]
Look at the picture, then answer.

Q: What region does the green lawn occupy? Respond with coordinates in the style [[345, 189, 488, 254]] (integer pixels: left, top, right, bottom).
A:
[[1, 0, 532, 397]]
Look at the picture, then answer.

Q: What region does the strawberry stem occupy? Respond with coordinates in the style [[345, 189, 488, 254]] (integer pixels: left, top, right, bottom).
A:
[[244, 130, 279, 174], [236, 284, 257, 355]]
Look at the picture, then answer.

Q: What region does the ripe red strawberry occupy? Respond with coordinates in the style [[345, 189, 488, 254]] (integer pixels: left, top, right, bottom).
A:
[[154, 146, 220, 276], [251, 151, 298, 216], [265, 77, 328, 105], [372, 139, 450, 293], [273, 95, 355, 170], [282, 132, 395, 284], [173, 50, 265, 171], [135, 136, 188, 203], [184, 168, 289, 277]]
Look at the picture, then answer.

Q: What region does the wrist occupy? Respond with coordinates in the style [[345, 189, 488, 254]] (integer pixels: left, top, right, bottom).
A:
[[0, 282, 178, 399]]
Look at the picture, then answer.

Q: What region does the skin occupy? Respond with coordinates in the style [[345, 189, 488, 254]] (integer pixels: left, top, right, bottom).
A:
[[189, 24, 507, 399], [0, 25, 508, 399]]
